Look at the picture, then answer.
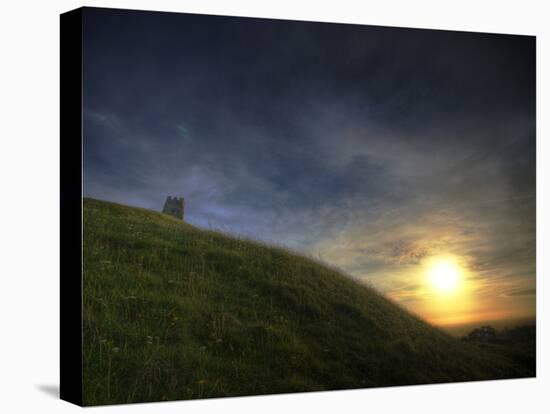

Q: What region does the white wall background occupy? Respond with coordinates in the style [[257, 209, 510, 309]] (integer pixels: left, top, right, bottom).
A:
[[0, 0, 548, 412]]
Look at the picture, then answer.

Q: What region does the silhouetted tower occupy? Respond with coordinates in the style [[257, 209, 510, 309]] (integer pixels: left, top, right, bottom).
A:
[[162, 196, 185, 220]]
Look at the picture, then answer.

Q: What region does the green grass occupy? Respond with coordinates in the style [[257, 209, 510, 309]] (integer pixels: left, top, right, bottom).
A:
[[83, 198, 534, 405]]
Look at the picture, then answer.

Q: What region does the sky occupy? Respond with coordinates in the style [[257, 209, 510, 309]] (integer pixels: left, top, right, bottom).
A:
[[82, 7, 536, 327]]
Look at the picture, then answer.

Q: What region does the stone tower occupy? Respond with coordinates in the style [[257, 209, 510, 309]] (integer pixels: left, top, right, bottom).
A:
[[162, 196, 185, 220]]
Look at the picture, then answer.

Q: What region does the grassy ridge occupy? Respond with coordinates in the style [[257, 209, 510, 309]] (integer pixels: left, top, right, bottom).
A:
[[83, 198, 533, 405]]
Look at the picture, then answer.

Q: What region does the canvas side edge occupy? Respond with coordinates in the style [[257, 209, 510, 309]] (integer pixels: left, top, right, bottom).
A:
[[60, 7, 84, 407]]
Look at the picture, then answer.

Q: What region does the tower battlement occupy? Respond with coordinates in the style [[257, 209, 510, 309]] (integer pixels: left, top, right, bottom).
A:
[[162, 196, 185, 220]]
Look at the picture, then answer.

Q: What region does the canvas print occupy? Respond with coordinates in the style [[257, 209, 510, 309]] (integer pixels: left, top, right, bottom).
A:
[[74, 7, 535, 406]]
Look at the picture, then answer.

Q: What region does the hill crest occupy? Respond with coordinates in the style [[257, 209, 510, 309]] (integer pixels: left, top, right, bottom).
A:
[[82, 198, 533, 405]]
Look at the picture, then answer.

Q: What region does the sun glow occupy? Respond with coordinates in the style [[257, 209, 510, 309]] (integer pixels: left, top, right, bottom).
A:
[[427, 257, 462, 294]]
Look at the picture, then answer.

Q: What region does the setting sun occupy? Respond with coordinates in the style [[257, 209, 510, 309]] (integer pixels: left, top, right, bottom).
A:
[[427, 258, 461, 293]]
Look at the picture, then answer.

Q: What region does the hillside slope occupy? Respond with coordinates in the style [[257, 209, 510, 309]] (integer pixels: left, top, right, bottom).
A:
[[83, 198, 533, 405]]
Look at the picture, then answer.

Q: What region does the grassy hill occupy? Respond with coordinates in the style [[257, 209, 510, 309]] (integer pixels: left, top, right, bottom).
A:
[[83, 198, 534, 405]]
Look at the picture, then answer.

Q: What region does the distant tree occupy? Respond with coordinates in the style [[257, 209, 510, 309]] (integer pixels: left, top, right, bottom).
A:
[[501, 325, 536, 344], [462, 324, 536, 345], [465, 325, 497, 343]]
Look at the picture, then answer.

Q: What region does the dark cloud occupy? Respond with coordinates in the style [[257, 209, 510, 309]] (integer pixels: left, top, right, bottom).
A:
[[83, 7, 535, 323]]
